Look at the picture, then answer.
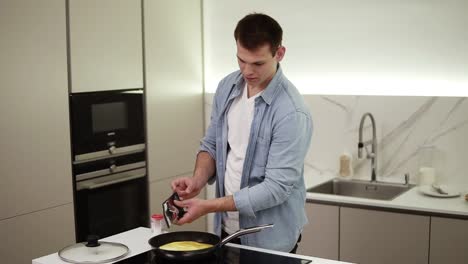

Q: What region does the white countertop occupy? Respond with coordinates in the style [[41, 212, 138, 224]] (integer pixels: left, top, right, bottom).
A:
[[305, 174, 468, 217], [32, 227, 153, 264], [32, 227, 352, 264]]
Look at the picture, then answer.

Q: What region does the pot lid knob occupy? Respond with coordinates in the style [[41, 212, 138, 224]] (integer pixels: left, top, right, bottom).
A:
[[86, 235, 100, 248]]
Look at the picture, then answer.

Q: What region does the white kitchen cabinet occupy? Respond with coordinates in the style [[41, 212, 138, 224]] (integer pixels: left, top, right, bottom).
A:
[[0, 0, 73, 220], [0, 204, 75, 264], [1, 2, 74, 263], [68, 0, 143, 92], [340, 207, 430, 264], [430, 216, 468, 264], [298, 203, 339, 260], [144, 0, 204, 182], [144, 0, 204, 232]]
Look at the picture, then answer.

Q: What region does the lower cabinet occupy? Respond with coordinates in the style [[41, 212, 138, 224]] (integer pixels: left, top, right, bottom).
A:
[[303, 202, 468, 263], [340, 207, 430, 264], [298, 203, 339, 259], [304, 202, 468, 264], [430, 217, 468, 264], [0, 204, 75, 264]]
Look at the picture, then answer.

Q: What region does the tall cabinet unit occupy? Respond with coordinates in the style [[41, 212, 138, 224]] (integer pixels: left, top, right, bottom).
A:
[[68, 0, 143, 93], [68, 0, 149, 241], [144, 0, 206, 231], [0, 1, 74, 263]]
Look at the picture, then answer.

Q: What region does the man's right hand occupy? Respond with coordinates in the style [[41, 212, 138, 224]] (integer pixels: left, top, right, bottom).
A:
[[171, 177, 204, 200], [171, 151, 215, 200]]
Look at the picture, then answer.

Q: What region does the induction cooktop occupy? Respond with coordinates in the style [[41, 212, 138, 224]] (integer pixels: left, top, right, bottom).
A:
[[115, 245, 312, 264]]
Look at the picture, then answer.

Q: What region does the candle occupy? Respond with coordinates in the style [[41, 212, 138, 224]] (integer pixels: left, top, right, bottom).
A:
[[418, 167, 436, 186]]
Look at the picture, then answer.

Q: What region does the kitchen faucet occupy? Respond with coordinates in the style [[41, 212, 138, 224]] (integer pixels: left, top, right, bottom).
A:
[[358, 112, 377, 182]]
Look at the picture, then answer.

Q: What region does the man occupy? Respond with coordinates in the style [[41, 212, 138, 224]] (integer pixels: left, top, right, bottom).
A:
[[171, 13, 312, 253]]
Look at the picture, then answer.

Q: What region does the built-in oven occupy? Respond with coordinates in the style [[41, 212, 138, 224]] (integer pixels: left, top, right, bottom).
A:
[[74, 152, 149, 242], [70, 88, 149, 242], [70, 89, 145, 163]]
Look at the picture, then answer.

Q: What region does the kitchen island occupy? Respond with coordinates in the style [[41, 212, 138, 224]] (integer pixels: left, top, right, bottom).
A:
[[33, 227, 353, 264]]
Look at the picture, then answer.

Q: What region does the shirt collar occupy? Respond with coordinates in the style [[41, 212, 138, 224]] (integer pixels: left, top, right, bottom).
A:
[[259, 65, 284, 105], [232, 65, 284, 105]]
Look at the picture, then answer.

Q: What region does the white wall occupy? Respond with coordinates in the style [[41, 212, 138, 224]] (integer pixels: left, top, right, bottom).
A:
[[302, 95, 468, 187], [203, 0, 468, 96]]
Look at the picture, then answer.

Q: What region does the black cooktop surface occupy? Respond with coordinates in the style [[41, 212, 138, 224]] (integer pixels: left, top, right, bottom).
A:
[[116, 245, 312, 264]]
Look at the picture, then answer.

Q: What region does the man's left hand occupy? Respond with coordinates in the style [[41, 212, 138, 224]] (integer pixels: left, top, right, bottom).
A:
[[173, 198, 210, 225], [173, 196, 237, 225]]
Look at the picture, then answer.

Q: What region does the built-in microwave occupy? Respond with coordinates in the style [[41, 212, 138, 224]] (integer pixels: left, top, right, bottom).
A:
[[70, 89, 145, 163]]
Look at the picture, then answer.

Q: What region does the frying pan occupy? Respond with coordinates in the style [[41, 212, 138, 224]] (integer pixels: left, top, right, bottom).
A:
[[148, 224, 273, 261]]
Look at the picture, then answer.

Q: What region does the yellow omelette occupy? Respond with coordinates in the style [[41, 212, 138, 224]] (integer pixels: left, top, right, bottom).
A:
[[159, 241, 213, 251]]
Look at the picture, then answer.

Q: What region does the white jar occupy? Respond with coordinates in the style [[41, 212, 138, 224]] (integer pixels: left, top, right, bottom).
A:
[[418, 167, 436, 186], [151, 214, 164, 235]]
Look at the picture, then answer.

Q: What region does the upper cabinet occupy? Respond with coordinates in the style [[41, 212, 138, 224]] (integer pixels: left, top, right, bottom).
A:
[[68, 0, 143, 93], [144, 0, 204, 181], [0, 0, 73, 220]]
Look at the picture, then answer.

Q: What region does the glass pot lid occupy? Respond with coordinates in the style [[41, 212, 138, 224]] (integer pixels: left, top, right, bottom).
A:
[[58, 235, 129, 264]]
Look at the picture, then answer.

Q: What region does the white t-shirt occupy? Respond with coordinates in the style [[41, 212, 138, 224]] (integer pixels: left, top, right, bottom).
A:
[[223, 84, 262, 234]]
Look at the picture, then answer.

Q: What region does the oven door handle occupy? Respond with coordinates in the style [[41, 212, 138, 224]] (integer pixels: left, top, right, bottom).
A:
[[87, 173, 145, 190], [76, 168, 147, 191]]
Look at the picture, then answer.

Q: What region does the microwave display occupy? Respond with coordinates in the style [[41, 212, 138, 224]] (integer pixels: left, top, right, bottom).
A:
[[92, 102, 128, 133]]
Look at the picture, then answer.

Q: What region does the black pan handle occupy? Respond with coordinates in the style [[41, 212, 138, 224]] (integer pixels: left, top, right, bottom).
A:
[[220, 224, 274, 246]]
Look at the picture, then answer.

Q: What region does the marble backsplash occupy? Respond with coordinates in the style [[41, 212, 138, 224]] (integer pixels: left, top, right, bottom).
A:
[[204, 94, 468, 187]]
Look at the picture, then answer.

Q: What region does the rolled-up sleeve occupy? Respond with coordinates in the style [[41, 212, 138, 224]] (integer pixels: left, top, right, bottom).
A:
[[199, 88, 221, 184], [234, 110, 312, 217], [200, 85, 222, 157]]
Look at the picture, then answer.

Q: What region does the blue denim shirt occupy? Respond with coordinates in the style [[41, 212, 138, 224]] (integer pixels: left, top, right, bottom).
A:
[[200, 66, 313, 252]]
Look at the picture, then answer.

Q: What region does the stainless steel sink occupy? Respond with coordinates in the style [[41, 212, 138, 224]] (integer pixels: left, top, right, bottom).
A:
[[307, 178, 414, 200]]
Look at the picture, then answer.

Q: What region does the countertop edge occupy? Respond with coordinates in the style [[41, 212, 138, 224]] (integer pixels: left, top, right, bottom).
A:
[[305, 176, 468, 219], [306, 196, 468, 220], [226, 243, 354, 264]]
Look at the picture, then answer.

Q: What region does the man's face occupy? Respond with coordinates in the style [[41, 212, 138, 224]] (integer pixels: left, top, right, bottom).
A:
[[236, 41, 285, 90]]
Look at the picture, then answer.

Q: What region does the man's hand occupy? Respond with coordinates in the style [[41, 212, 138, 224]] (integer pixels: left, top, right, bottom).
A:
[[173, 196, 237, 225], [171, 177, 204, 200], [173, 198, 210, 225], [171, 151, 215, 200]]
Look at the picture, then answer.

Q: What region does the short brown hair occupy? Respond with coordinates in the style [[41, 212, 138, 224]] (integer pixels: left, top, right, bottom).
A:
[[234, 13, 283, 56]]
